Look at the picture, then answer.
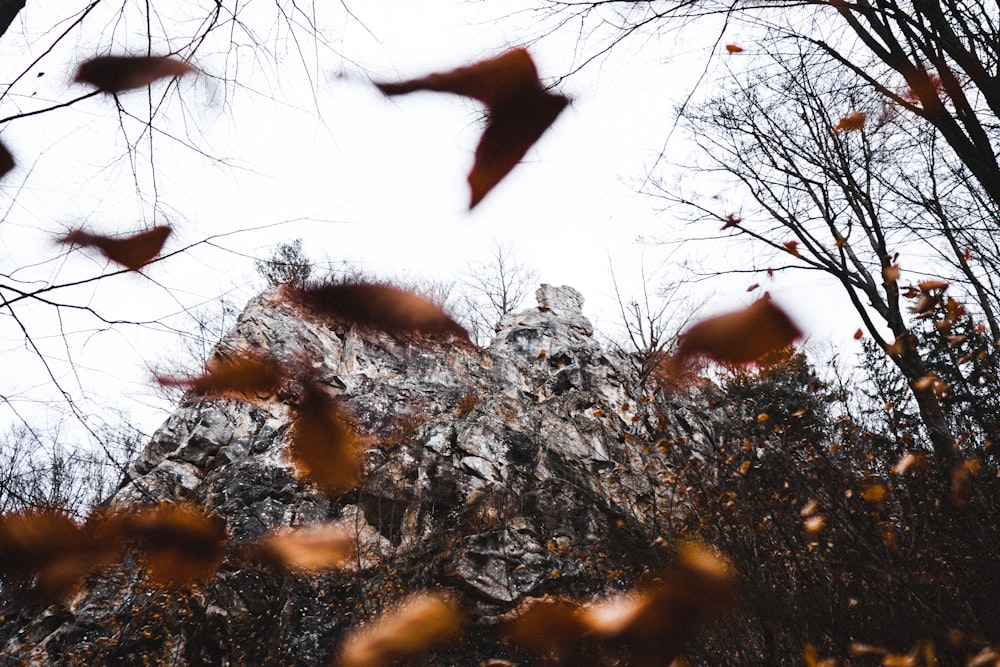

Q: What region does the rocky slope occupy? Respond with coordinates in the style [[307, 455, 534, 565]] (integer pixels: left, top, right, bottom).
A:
[[0, 284, 718, 666]]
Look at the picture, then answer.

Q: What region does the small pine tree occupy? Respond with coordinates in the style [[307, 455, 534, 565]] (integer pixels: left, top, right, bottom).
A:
[[255, 239, 313, 288]]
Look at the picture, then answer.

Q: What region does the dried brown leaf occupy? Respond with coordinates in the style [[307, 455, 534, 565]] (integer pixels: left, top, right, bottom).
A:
[[59, 225, 171, 271], [255, 522, 354, 572], [375, 49, 569, 208], [292, 281, 469, 341], [0, 140, 14, 178], [288, 381, 363, 495], [123, 504, 226, 586], [75, 55, 194, 93], [157, 352, 285, 398], [507, 598, 586, 654], [674, 295, 801, 367], [337, 592, 463, 667], [834, 110, 867, 132]]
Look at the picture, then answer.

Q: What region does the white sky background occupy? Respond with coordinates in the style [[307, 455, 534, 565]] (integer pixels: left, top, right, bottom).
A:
[[0, 1, 865, 445]]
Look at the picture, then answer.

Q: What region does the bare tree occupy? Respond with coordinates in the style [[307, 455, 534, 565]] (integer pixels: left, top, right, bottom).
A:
[[460, 242, 538, 344]]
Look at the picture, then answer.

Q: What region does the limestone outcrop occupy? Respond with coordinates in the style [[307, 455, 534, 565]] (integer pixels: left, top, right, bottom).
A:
[[0, 284, 715, 666]]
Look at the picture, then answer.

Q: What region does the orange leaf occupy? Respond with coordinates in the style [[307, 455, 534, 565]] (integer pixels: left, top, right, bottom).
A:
[[375, 49, 569, 208], [123, 504, 226, 586], [59, 225, 171, 271], [725, 44, 744, 54], [157, 352, 285, 399], [782, 240, 802, 258], [674, 295, 802, 366], [833, 110, 866, 132], [292, 281, 469, 341], [337, 592, 463, 667], [883, 265, 900, 283], [0, 510, 124, 601], [507, 598, 586, 654], [853, 328, 864, 340], [861, 484, 887, 503], [289, 381, 363, 495], [0, 139, 14, 178], [579, 545, 736, 664], [75, 55, 195, 93], [254, 523, 355, 571]]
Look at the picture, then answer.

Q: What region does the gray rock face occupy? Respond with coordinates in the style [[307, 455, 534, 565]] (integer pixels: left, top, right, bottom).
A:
[[0, 284, 713, 666]]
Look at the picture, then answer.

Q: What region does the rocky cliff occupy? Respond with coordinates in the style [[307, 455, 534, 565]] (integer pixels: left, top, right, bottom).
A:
[[0, 284, 719, 666]]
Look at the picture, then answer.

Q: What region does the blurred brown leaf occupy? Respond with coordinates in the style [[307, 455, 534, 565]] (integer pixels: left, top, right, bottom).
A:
[[507, 597, 587, 655], [157, 351, 285, 399], [123, 504, 226, 586], [254, 522, 354, 572], [725, 44, 744, 54], [59, 225, 171, 271], [291, 281, 469, 341], [288, 381, 362, 495], [673, 295, 801, 367], [337, 592, 463, 667], [375, 48, 569, 208], [0, 510, 123, 601], [833, 110, 867, 132], [0, 140, 14, 178], [580, 544, 736, 665], [75, 55, 194, 93]]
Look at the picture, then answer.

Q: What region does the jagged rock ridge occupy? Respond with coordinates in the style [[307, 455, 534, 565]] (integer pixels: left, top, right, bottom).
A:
[[1, 284, 713, 666]]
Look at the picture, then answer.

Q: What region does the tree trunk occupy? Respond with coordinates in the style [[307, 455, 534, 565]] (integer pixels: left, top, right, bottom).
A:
[[891, 339, 957, 470]]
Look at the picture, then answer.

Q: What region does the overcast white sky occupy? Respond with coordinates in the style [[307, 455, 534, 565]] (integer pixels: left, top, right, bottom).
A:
[[0, 1, 863, 444]]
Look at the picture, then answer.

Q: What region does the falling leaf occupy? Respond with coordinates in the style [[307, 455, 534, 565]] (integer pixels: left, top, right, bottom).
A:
[[853, 328, 864, 340], [746, 283, 759, 292], [804, 515, 825, 534], [883, 265, 900, 283], [861, 484, 887, 503], [673, 295, 802, 367], [800, 499, 818, 516], [892, 451, 929, 474], [374, 49, 569, 208], [725, 44, 744, 54], [507, 598, 587, 655], [123, 504, 226, 586], [58, 225, 171, 271], [756, 413, 769, 423], [157, 352, 285, 399], [720, 213, 741, 229], [0, 140, 14, 178], [885, 333, 917, 357], [292, 281, 469, 341], [579, 545, 736, 665], [337, 592, 463, 667], [0, 510, 123, 601], [918, 279, 949, 292], [254, 523, 354, 572], [782, 240, 802, 257], [288, 381, 362, 495], [739, 461, 751, 475], [833, 110, 866, 132], [75, 55, 195, 93], [951, 458, 981, 507]]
